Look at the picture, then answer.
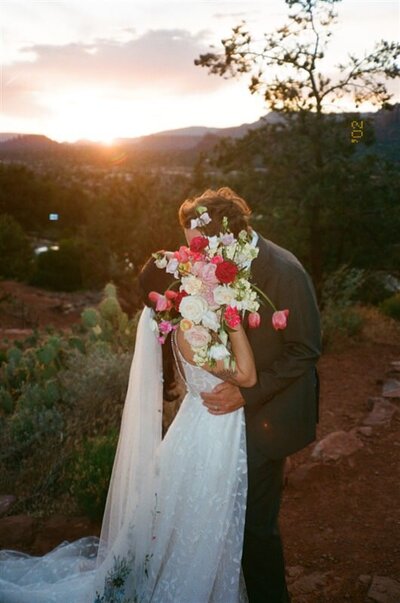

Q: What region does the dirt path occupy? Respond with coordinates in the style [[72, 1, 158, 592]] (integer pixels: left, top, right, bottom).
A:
[[282, 340, 400, 602]]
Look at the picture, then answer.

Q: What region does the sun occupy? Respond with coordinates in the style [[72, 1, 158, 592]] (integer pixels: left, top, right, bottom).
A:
[[100, 136, 116, 146]]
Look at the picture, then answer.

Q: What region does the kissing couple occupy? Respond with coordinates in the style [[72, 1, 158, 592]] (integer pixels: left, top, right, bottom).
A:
[[0, 187, 321, 603]]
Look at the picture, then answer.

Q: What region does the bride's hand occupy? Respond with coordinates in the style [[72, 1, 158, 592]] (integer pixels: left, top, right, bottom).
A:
[[201, 382, 246, 415]]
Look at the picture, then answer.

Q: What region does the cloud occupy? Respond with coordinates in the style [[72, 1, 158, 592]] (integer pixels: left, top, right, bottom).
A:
[[212, 12, 248, 19], [1, 28, 223, 118]]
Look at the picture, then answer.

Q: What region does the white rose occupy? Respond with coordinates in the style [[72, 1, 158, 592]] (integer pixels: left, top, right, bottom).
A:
[[209, 343, 230, 360], [181, 275, 203, 295], [184, 325, 211, 349], [179, 295, 209, 324], [201, 310, 220, 332], [213, 285, 237, 307]]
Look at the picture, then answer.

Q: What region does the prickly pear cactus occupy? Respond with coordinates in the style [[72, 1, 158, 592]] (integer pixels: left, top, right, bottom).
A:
[[81, 307, 100, 328]]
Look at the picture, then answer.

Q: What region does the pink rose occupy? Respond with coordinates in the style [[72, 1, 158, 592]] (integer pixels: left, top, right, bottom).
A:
[[199, 262, 219, 286], [272, 309, 289, 330], [248, 311, 261, 329], [184, 325, 211, 349], [224, 306, 241, 329], [211, 255, 224, 265]]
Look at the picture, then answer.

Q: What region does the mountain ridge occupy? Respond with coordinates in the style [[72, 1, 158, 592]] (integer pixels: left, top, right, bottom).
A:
[[0, 105, 398, 155]]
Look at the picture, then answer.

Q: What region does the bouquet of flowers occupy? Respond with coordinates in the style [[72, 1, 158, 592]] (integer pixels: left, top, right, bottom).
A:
[[148, 206, 289, 369]]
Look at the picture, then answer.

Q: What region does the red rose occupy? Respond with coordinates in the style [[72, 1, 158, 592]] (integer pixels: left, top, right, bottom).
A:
[[189, 236, 209, 253], [215, 260, 239, 284], [174, 290, 189, 311]]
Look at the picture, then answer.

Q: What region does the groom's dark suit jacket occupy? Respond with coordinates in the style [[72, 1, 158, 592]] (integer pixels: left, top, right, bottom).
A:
[[240, 234, 322, 460]]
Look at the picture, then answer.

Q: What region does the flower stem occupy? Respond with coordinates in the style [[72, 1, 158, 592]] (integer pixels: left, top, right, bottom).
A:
[[251, 284, 277, 312]]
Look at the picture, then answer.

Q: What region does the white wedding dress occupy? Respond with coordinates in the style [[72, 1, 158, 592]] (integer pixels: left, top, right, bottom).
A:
[[0, 307, 248, 603]]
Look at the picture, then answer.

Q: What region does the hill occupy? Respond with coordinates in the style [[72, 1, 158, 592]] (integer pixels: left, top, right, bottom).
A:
[[0, 105, 398, 161]]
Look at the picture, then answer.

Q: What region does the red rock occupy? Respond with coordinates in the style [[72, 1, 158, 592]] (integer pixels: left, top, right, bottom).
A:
[[311, 430, 363, 462], [363, 399, 397, 427], [382, 379, 400, 399], [367, 575, 400, 603]]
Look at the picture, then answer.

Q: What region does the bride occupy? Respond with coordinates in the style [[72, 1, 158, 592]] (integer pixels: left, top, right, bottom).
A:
[[0, 252, 256, 602]]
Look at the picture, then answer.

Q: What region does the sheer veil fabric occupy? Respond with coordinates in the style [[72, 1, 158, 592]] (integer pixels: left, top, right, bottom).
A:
[[0, 306, 248, 602]]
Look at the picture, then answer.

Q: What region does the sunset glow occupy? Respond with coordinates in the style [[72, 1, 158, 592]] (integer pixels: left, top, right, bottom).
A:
[[1, 0, 399, 142]]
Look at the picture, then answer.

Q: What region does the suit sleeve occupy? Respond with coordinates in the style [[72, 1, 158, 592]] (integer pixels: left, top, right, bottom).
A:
[[239, 267, 322, 408]]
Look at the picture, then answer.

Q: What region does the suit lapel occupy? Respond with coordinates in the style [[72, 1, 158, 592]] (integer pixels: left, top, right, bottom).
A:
[[249, 234, 270, 288]]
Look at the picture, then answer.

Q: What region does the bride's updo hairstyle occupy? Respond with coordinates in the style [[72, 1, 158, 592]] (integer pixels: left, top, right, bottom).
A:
[[178, 187, 252, 237], [138, 253, 178, 403]]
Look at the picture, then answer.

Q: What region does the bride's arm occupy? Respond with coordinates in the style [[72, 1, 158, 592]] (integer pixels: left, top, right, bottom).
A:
[[176, 324, 256, 388], [209, 324, 257, 387]]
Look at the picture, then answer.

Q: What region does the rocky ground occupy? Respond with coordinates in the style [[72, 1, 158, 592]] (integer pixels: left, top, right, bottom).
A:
[[282, 339, 400, 602], [0, 282, 399, 602]]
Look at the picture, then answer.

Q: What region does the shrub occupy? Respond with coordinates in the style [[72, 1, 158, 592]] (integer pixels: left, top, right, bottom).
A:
[[0, 214, 33, 280], [68, 430, 118, 521], [60, 343, 131, 438], [321, 304, 364, 347], [321, 264, 366, 309], [379, 293, 400, 321], [356, 270, 400, 305], [31, 238, 83, 291]]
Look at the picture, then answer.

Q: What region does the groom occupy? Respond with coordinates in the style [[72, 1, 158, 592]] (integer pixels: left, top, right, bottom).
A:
[[179, 187, 322, 603]]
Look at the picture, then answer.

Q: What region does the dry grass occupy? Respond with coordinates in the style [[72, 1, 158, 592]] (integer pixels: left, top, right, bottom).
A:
[[357, 303, 400, 345]]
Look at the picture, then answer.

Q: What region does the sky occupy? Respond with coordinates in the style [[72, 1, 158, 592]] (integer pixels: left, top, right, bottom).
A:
[[0, 0, 399, 143]]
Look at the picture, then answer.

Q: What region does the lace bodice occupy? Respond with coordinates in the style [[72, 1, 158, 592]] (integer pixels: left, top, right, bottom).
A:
[[171, 330, 223, 397]]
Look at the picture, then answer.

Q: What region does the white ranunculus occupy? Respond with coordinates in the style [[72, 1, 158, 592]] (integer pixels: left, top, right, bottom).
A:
[[179, 295, 209, 324], [209, 343, 230, 360], [213, 285, 237, 306], [155, 256, 168, 269], [201, 310, 220, 332], [181, 275, 203, 295]]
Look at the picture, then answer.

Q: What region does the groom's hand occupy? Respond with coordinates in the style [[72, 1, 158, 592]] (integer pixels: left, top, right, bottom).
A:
[[201, 382, 245, 415]]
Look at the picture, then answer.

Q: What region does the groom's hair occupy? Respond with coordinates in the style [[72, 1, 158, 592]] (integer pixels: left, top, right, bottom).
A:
[[178, 187, 252, 237]]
